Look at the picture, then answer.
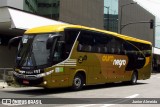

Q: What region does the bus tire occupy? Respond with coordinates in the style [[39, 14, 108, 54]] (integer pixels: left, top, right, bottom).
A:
[[71, 74, 84, 91], [130, 71, 138, 85]]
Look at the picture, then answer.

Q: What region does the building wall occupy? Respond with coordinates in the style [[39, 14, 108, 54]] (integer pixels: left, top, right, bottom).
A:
[[0, 0, 23, 9], [0, 46, 16, 68], [0, 7, 24, 68], [1, 0, 104, 29], [0, 0, 37, 13], [119, 0, 155, 45], [7, 0, 23, 9], [0, 0, 7, 7], [59, 0, 104, 29]]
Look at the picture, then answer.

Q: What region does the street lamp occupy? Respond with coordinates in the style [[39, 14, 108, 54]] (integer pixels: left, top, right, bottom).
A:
[[104, 6, 110, 30], [120, 20, 155, 46], [119, 2, 137, 33], [120, 20, 154, 31]]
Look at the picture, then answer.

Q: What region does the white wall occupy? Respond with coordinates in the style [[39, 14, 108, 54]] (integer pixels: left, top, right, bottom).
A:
[[155, 18, 160, 48], [7, 0, 24, 10], [0, 0, 24, 10], [0, 8, 10, 22], [0, 0, 7, 7]]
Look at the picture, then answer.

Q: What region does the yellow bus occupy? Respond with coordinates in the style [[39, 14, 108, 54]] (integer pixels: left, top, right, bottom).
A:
[[9, 24, 152, 90]]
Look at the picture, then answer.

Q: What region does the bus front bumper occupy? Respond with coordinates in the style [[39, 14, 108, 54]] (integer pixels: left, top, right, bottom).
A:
[[13, 70, 54, 86]]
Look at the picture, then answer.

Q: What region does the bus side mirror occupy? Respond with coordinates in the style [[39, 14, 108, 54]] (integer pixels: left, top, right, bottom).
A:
[[46, 36, 55, 49], [8, 36, 22, 50], [46, 35, 63, 49]]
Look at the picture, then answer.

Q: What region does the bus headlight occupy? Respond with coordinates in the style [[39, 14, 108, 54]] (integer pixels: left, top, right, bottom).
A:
[[46, 70, 54, 75], [36, 70, 54, 78], [36, 73, 46, 78], [43, 81, 47, 85]]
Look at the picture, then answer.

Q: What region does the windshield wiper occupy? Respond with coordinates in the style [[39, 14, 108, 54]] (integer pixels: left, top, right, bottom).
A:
[[18, 38, 34, 67]]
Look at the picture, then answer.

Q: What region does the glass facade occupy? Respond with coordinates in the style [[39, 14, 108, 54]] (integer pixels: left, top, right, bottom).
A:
[[24, 0, 60, 20], [24, 0, 38, 13], [37, 0, 60, 20], [104, 0, 118, 32]]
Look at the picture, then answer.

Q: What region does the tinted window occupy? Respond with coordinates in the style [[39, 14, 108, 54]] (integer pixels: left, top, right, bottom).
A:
[[77, 30, 124, 55], [65, 29, 80, 56], [78, 31, 94, 52], [130, 41, 152, 57], [106, 37, 124, 54], [123, 41, 139, 55], [94, 34, 111, 54]]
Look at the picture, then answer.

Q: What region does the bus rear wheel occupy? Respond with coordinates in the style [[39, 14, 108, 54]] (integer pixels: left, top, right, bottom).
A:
[[130, 71, 138, 85], [71, 74, 84, 91]]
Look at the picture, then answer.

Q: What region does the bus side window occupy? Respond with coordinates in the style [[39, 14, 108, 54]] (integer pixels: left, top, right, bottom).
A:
[[100, 46, 105, 53], [82, 45, 92, 52], [77, 31, 93, 52], [124, 50, 127, 55], [78, 44, 83, 50], [141, 44, 152, 57], [94, 34, 111, 54], [65, 30, 78, 51], [64, 29, 79, 58], [113, 38, 124, 55], [106, 37, 116, 54]]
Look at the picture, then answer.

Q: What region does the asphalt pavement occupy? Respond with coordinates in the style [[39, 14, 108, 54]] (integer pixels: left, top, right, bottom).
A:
[[0, 73, 160, 107]]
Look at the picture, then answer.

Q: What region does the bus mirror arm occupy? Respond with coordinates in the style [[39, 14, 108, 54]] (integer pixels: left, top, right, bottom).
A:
[[8, 36, 22, 50]]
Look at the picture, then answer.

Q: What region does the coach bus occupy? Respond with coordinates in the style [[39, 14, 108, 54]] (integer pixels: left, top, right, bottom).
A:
[[9, 24, 152, 90]]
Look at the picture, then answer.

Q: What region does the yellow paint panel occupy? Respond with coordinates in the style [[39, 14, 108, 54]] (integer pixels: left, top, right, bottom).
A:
[[25, 24, 70, 34], [24, 24, 152, 45], [144, 57, 150, 67]]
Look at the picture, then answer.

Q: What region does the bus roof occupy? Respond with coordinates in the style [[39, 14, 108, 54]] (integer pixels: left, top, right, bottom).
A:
[[25, 24, 152, 45]]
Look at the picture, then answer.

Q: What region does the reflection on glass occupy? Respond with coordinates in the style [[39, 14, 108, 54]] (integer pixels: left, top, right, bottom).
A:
[[104, 0, 118, 32]]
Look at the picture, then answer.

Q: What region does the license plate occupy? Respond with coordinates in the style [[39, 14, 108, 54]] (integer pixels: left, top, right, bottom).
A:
[[23, 80, 29, 84]]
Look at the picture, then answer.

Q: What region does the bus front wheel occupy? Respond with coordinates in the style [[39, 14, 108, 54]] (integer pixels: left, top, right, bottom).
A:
[[71, 74, 84, 91]]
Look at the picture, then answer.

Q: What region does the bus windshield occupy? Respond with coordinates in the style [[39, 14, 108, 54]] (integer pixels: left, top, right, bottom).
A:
[[16, 33, 64, 68]]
